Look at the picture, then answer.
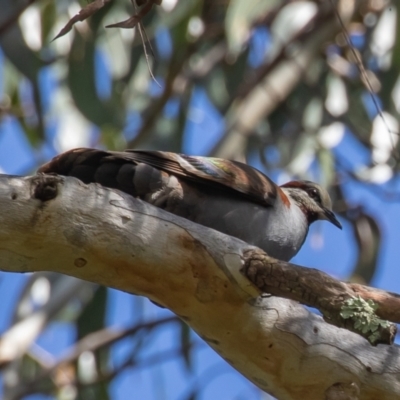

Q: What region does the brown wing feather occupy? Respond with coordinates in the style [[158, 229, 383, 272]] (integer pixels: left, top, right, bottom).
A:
[[121, 150, 277, 207], [39, 148, 278, 207]]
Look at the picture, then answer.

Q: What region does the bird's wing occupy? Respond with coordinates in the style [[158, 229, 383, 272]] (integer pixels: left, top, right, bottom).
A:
[[38, 148, 278, 207], [121, 150, 277, 207]]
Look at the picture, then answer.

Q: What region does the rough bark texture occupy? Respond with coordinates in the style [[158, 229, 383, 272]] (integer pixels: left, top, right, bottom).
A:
[[241, 249, 397, 345], [0, 174, 399, 400]]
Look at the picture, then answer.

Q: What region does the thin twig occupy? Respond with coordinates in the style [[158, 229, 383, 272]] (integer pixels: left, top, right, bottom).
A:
[[131, 0, 160, 86], [138, 21, 160, 86]]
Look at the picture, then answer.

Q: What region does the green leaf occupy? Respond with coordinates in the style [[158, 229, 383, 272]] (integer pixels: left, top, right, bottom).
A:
[[352, 211, 381, 284], [67, 32, 125, 128], [179, 321, 192, 371]]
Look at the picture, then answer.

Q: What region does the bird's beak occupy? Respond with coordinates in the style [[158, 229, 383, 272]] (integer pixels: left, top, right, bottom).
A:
[[321, 208, 342, 229]]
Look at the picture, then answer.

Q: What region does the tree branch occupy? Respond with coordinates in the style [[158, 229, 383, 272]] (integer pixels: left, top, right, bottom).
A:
[[0, 174, 399, 399], [0, 0, 37, 37], [241, 249, 397, 345]]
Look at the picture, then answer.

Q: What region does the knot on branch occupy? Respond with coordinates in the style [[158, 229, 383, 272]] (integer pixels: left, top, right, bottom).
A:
[[32, 174, 60, 202], [325, 381, 360, 400], [240, 248, 308, 301]]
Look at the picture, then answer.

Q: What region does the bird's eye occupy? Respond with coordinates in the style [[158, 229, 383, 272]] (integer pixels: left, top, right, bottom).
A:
[[307, 188, 322, 204]]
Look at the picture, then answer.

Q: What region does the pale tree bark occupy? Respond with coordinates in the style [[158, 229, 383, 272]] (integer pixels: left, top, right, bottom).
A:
[[0, 174, 399, 400]]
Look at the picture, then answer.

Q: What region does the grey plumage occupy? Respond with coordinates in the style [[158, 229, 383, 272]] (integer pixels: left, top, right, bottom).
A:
[[38, 148, 341, 261]]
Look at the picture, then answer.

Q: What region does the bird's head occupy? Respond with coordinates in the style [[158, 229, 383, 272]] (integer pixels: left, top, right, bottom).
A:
[[280, 180, 342, 229]]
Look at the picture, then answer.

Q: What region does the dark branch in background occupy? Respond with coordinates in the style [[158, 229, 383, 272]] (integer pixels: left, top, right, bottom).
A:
[[125, 39, 227, 146], [11, 316, 181, 398], [128, 43, 198, 148], [236, 2, 333, 101], [20, 344, 203, 398], [68, 342, 202, 392], [241, 248, 397, 345], [0, 0, 37, 37], [210, 0, 347, 159]]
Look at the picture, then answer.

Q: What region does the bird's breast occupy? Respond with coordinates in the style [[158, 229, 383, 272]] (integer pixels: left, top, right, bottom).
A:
[[180, 185, 309, 262]]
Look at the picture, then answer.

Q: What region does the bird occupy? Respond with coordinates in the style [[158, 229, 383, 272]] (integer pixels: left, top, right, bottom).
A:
[[38, 148, 342, 261]]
